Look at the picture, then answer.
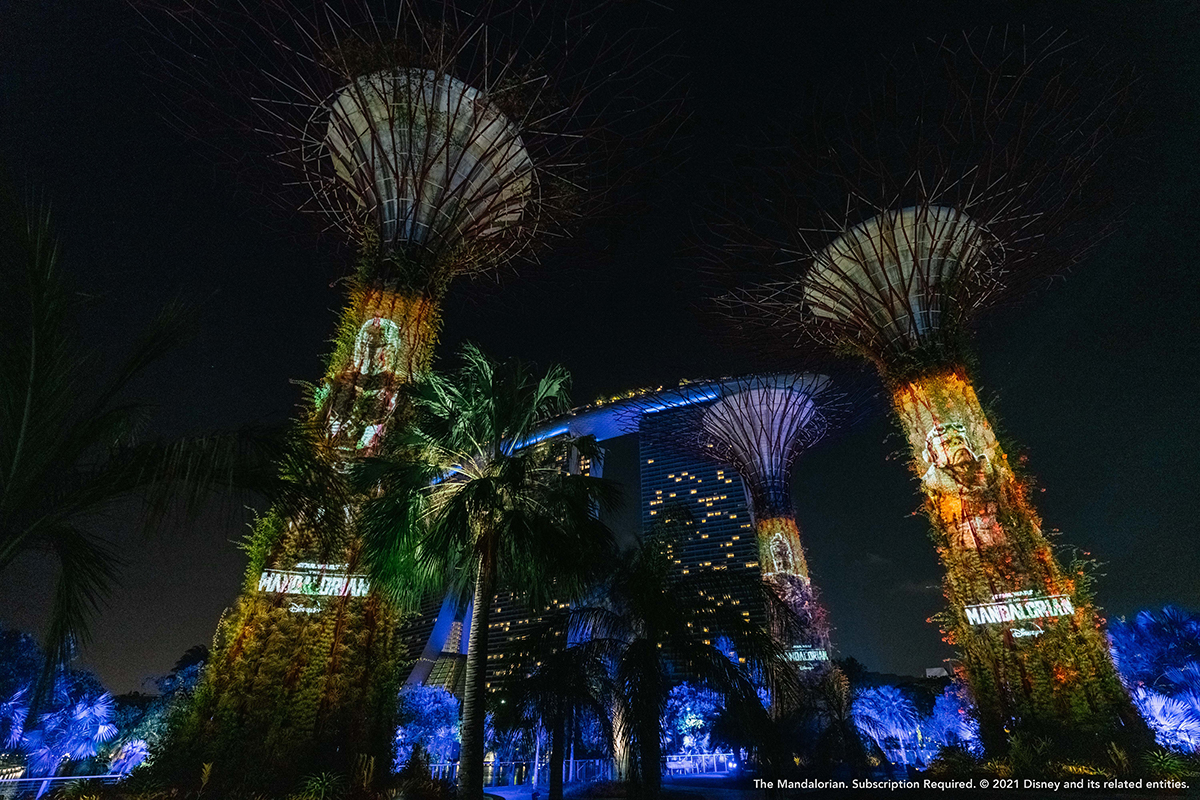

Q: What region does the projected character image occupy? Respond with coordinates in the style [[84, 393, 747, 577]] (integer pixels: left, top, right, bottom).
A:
[[922, 422, 1003, 550]]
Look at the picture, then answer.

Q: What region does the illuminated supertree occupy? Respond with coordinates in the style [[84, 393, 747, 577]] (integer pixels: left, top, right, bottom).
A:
[[725, 30, 1143, 753], [629, 374, 844, 680], [149, 0, 668, 785]]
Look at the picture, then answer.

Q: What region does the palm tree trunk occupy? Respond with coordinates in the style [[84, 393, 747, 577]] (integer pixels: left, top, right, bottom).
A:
[[611, 702, 631, 781], [458, 544, 496, 800], [549, 713, 565, 800], [532, 731, 541, 788], [641, 721, 662, 800], [636, 672, 662, 800], [568, 709, 576, 783]]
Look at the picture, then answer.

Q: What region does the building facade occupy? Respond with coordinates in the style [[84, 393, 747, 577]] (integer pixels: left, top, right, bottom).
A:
[[403, 387, 778, 695]]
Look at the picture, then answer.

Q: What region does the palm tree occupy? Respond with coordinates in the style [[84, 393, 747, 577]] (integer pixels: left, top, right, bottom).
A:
[[851, 686, 921, 768], [357, 344, 618, 800], [505, 639, 614, 800], [0, 182, 240, 702], [570, 526, 801, 800], [0, 181, 324, 714]]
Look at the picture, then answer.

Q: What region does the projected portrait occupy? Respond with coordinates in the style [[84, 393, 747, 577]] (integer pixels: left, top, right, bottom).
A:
[[353, 317, 403, 375], [922, 422, 1002, 549], [768, 531, 796, 575]]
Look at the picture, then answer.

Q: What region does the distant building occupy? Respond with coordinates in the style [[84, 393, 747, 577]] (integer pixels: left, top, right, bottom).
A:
[[639, 407, 763, 637], [401, 383, 775, 695]]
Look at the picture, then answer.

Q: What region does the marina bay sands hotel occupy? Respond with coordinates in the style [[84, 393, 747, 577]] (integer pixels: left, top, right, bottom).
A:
[[399, 382, 765, 696]]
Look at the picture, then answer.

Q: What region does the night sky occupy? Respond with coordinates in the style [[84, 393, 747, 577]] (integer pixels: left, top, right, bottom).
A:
[[2, 0, 1198, 694]]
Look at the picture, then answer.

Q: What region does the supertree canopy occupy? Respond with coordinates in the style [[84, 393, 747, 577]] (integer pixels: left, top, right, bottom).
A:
[[150, 0, 666, 787], [631, 374, 843, 679], [321, 68, 533, 274], [727, 30, 1142, 754]]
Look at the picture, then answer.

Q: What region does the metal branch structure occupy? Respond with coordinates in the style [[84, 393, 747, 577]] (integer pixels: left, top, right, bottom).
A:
[[724, 30, 1143, 753], [626, 373, 846, 682], [146, 0, 672, 787]]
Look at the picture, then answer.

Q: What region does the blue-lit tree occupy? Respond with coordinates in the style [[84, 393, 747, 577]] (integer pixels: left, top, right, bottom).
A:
[[0, 629, 122, 779], [1110, 606, 1200, 752], [663, 684, 723, 756], [1109, 606, 1200, 691], [924, 685, 981, 756], [851, 686, 920, 768], [21, 692, 118, 777], [394, 685, 460, 769], [2, 680, 117, 779]]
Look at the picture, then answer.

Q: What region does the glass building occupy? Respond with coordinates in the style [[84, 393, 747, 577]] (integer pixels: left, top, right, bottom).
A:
[[401, 384, 772, 695], [639, 407, 764, 636]]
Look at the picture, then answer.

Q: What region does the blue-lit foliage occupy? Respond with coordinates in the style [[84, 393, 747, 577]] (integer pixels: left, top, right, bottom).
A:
[[1, 686, 29, 748], [1109, 606, 1200, 691], [662, 683, 723, 756], [394, 685, 460, 768], [5, 683, 118, 777], [109, 738, 150, 775], [1131, 689, 1200, 751], [851, 683, 982, 768], [851, 686, 920, 767], [0, 628, 118, 778], [1110, 606, 1200, 752], [0, 630, 205, 780], [924, 686, 981, 755]]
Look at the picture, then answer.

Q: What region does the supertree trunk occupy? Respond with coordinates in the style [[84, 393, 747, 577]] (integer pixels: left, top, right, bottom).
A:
[[756, 514, 830, 664], [172, 286, 441, 787], [890, 365, 1137, 749]]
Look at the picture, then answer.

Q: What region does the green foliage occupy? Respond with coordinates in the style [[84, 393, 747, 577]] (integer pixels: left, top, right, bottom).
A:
[[1142, 748, 1197, 779], [298, 771, 346, 800], [154, 589, 408, 792], [925, 745, 983, 777], [238, 512, 285, 589], [351, 754, 375, 793]]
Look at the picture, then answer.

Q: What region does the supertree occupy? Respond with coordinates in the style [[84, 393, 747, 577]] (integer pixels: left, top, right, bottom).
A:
[[723, 30, 1143, 754], [628, 374, 844, 682], [147, 0, 670, 785]]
